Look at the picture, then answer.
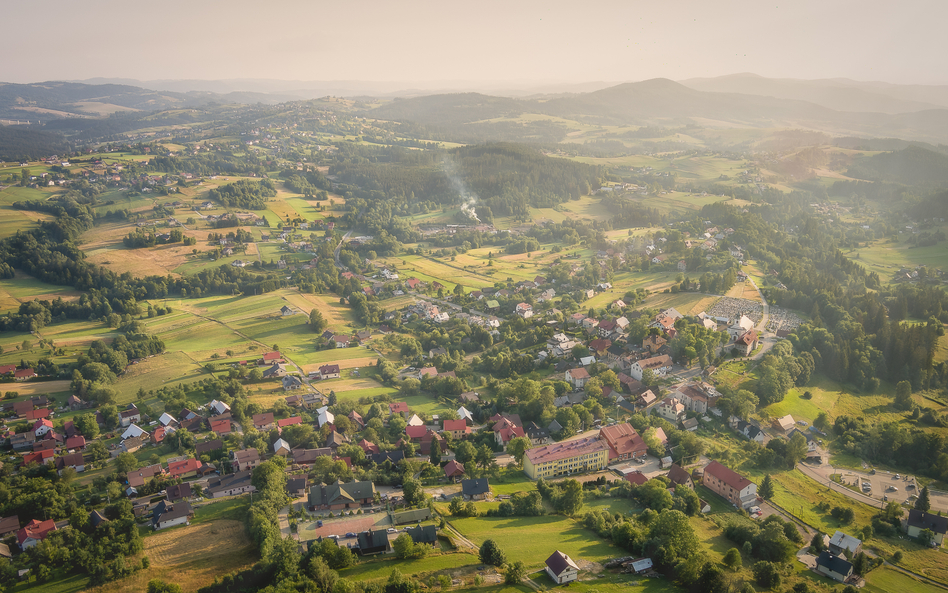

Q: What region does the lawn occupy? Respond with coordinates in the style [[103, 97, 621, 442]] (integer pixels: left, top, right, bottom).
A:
[[864, 566, 948, 593], [340, 552, 479, 582], [448, 514, 623, 569], [113, 351, 209, 403]]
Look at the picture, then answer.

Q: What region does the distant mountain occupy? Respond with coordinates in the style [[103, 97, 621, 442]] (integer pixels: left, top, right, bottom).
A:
[[679, 73, 948, 114], [359, 78, 948, 145]]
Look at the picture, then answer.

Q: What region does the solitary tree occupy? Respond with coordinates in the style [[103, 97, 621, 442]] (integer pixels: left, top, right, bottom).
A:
[[479, 539, 506, 566], [916, 485, 932, 512], [504, 561, 526, 585], [309, 308, 327, 333], [894, 380, 913, 410], [759, 474, 775, 500], [722, 547, 742, 571]]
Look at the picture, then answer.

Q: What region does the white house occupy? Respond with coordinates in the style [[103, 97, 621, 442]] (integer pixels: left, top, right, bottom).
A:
[[316, 406, 335, 427], [121, 424, 148, 440], [545, 550, 579, 584]]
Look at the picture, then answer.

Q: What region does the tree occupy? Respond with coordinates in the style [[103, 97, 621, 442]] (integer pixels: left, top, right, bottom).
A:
[[506, 436, 532, 466], [852, 551, 869, 576], [814, 411, 829, 431], [810, 532, 825, 553], [115, 452, 138, 475], [555, 479, 585, 516], [74, 413, 100, 439], [786, 432, 808, 466], [393, 533, 428, 559], [723, 547, 742, 571], [916, 485, 931, 512], [479, 539, 506, 566], [148, 580, 182, 593], [454, 441, 476, 464], [429, 438, 442, 465], [894, 380, 913, 410], [475, 444, 494, 469], [504, 561, 526, 585], [752, 561, 781, 589], [403, 478, 426, 507], [720, 389, 759, 420], [759, 474, 775, 500], [309, 308, 328, 333], [106, 481, 122, 502]]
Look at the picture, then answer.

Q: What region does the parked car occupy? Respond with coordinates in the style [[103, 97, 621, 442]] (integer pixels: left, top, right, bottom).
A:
[[387, 528, 397, 533], [345, 532, 356, 538]]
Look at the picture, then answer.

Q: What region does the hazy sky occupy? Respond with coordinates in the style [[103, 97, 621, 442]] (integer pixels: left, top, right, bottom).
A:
[[3, 0, 945, 87]]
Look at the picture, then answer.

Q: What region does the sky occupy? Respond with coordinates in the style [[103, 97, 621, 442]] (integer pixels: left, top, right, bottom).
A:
[[3, 0, 946, 89]]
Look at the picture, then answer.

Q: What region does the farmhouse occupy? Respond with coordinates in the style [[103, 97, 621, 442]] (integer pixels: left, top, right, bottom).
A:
[[233, 449, 262, 472], [545, 550, 580, 584], [904, 509, 948, 545], [318, 364, 341, 379], [16, 519, 56, 550], [206, 470, 256, 498], [152, 500, 193, 530], [565, 367, 590, 389]]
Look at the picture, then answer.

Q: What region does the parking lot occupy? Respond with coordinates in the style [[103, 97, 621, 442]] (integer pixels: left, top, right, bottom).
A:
[[833, 467, 919, 505]]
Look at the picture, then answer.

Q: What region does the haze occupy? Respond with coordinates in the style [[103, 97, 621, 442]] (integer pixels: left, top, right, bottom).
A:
[[2, 0, 946, 89]]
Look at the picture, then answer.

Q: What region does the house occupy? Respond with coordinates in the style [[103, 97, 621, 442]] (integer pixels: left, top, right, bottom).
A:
[[666, 464, 694, 490], [292, 448, 333, 466], [736, 420, 765, 443], [167, 483, 192, 502], [523, 436, 609, 480], [280, 305, 294, 316], [905, 509, 948, 546], [195, 439, 223, 457], [629, 355, 673, 381], [14, 369, 36, 381], [828, 531, 862, 558], [515, 303, 533, 318], [318, 364, 341, 379], [675, 383, 718, 414], [209, 418, 231, 435], [703, 460, 757, 508], [655, 397, 685, 423], [333, 335, 351, 348], [119, 406, 142, 427], [406, 525, 439, 547], [545, 550, 580, 584], [388, 402, 410, 417], [277, 416, 302, 432], [599, 423, 647, 461], [151, 426, 167, 444], [152, 501, 193, 530], [358, 439, 380, 455], [316, 406, 335, 427], [21, 450, 54, 467], [16, 519, 56, 550], [252, 413, 275, 431], [815, 552, 854, 582], [681, 417, 699, 432], [158, 412, 178, 427], [206, 400, 231, 416], [167, 458, 202, 479], [771, 414, 795, 435], [287, 476, 308, 498], [734, 330, 759, 356], [54, 452, 85, 474], [492, 414, 525, 449], [0, 516, 19, 538], [622, 471, 649, 486], [206, 470, 256, 498], [282, 375, 303, 391], [261, 351, 283, 365], [273, 438, 291, 456], [442, 419, 471, 439], [10, 432, 35, 452], [262, 363, 286, 379], [461, 478, 490, 501], [457, 406, 474, 423], [233, 449, 262, 472], [348, 410, 365, 429], [443, 460, 465, 479], [32, 418, 54, 438], [307, 480, 377, 511], [643, 335, 667, 353], [24, 408, 50, 421], [127, 464, 163, 488], [566, 367, 590, 390], [418, 366, 438, 380], [357, 529, 391, 555], [524, 421, 552, 445]]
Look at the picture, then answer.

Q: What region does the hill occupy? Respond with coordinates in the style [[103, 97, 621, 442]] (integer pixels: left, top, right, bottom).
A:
[[680, 72, 948, 114], [846, 145, 948, 184]]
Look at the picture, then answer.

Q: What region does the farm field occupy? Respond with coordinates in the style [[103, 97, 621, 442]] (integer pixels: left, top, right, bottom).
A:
[[846, 237, 948, 282], [86, 519, 258, 593], [0, 271, 83, 311]]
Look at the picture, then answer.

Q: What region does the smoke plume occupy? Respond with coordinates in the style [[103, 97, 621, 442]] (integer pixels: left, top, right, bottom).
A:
[[442, 157, 480, 223]]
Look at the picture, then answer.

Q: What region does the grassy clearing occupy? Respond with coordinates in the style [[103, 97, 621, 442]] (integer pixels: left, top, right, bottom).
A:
[[114, 352, 209, 403], [448, 514, 622, 569], [864, 566, 948, 593], [340, 552, 479, 582]]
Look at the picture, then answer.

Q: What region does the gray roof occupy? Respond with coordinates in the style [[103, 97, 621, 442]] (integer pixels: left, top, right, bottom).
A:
[[461, 478, 490, 497], [816, 551, 853, 575]]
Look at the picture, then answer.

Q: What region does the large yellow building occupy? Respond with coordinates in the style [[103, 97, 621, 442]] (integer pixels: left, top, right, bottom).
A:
[[523, 436, 609, 480]]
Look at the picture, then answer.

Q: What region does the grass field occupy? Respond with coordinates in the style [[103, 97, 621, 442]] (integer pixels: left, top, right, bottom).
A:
[[90, 519, 257, 593], [864, 566, 948, 593], [114, 352, 209, 403], [448, 515, 622, 569], [340, 552, 479, 582]]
